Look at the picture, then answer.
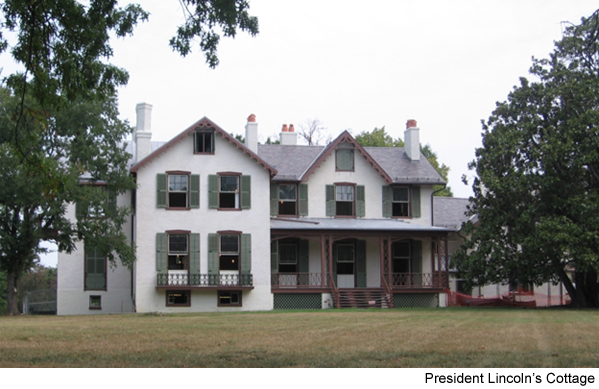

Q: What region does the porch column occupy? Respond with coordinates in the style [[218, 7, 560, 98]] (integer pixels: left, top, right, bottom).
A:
[[320, 234, 326, 288], [328, 234, 334, 287], [387, 236, 393, 286], [436, 236, 442, 288], [379, 236, 385, 287], [444, 235, 449, 288]]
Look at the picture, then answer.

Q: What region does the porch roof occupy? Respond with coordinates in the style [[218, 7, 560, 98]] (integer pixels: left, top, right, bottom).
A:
[[270, 217, 451, 233]]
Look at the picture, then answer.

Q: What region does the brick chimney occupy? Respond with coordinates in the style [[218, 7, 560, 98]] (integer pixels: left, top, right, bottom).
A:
[[135, 103, 153, 163], [404, 119, 420, 161], [245, 114, 258, 153], [280, 123, 297, 145]]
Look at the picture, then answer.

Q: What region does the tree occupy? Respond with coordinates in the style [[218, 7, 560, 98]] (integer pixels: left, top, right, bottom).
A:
[[0, 0, 259, 315], [355, 127, 453, 196], [0, 89, 136, 315], [453, 9, 599, 308], [299, 119, 327, 146]]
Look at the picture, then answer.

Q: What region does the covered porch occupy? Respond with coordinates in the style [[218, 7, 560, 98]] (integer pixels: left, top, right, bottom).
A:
[[270, 218, 450, 308]]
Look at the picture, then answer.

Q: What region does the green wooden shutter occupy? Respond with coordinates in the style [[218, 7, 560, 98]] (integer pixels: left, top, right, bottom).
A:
[[190, 175, 200, 208], [270, 183, 278, 216], [411, 186, 421, 218], [85, 247, 106, 290], [356, 240, 367, 288], [271, 239, 279, 272], [208, 234, 219, 275], [299, 239, 309, 286], [156, 174, 167, 208], [412, 239, 422, 286], [241, 175, 251, 209], [107, 190, 117, 215], [241, 234, 251, 274], [382, 186, 392, 218], [336, 149, 353, 170], [190, 233, 200, 274], [326, 185, 335, 216], [298, 240, 309, 273], [299, 184, 308, 216], [356, 185, 365, 217], [208, 175, 218, 209], [156, 233, 167, 273]]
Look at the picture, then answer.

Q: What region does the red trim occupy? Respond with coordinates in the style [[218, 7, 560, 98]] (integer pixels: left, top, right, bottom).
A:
[[166, 170, 191, 175], [217, 230, 242, 235], [165, 230, 191, 234], [217, 171, 242, 176]]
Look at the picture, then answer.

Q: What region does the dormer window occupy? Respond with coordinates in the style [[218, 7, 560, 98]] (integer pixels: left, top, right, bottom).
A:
[[195, 129, 215, 153]]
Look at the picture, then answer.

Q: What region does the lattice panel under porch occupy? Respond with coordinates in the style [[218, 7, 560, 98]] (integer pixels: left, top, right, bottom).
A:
[[393, 293, 439, 308], [273, 293, 322, 310]]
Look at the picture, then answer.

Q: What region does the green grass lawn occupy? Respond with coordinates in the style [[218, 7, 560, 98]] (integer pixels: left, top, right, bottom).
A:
[[1, 308, 598, 368]]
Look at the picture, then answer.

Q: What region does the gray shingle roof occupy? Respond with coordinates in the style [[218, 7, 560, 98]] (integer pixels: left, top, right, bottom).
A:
[[364, 147, 445, 184], [258, 144, 325, 181], [258, 143, 445, 184], [433, 197, 471, 230]]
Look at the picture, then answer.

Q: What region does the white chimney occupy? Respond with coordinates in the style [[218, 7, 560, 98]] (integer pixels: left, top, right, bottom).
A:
[[245, 114, 258, 153], [280, 123, 297, 145], [135, 103, 153, 163], [404, 119, 420, 162]]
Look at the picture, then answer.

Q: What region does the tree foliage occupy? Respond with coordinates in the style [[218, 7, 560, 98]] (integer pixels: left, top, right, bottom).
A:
[[453, 9, 599, 308], [0, 0, 259, 315], [355, 127, 453, 196]]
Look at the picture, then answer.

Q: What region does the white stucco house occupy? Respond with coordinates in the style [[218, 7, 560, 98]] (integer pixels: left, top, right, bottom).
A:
[[57, 104, 453, 314]]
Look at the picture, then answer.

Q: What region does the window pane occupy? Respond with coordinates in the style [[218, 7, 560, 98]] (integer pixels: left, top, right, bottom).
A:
[[392, 241, 411, 258], [278, 184, 297, 200], [393, 187, 409, 202], [169, 234, 188, 253], [336, 185, 354, 201], [220, 176, 239, 192], [220, 235, 239, 253], [169, 175, 188, 191], [337, 244, 354, 262]]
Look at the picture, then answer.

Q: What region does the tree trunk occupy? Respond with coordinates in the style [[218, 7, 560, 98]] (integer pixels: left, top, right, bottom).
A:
[[6, 269, 20, 316], [573, 269, 599, 308]]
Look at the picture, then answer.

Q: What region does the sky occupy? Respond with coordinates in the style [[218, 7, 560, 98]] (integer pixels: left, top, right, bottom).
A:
[[9, 0, 599, 267]]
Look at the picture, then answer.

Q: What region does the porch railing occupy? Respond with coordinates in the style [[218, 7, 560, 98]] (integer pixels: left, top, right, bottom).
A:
[[391, 273, 447, 288], [157, 273, 253, 287], [271, 273, 326, 288]]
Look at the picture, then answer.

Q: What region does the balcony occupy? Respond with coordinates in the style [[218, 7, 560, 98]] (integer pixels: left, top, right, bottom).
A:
[[270, 272, 448, 290], [156, 273, 253, 289]]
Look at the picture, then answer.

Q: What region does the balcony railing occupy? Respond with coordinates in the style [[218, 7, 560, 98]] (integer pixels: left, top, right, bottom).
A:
[[391, 273, 447, 288], [157, 273, 253, 287], [270, 272, 448, 289], [271, 273, 326, 288]]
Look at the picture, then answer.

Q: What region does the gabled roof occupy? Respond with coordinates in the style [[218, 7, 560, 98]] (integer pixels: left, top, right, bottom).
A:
[[257, 130, 445, 184], [301, 130, 393, 183], [130, 117, 277, 176]]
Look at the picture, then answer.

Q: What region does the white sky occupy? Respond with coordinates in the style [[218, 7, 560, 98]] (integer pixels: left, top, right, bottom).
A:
[[16, 0, 599, 266]]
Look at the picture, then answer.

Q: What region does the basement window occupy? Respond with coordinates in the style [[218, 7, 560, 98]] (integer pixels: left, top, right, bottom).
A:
[[218, 291, 242, 307], [89, 295, 102, 310], [166, 290, 191, 306]]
